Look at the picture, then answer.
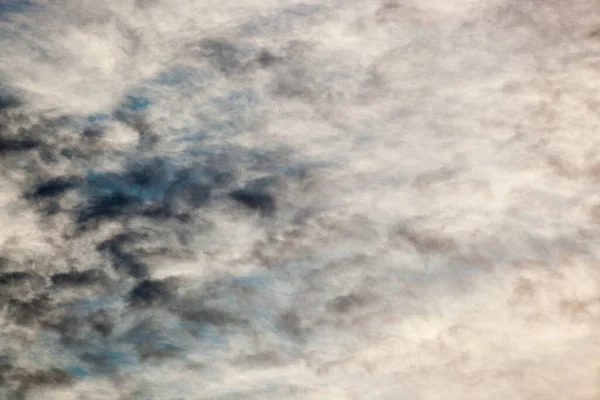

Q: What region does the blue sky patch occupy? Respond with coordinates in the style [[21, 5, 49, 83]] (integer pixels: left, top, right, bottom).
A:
[[86, 113, 109, 123], [123, 95, 152, 112]]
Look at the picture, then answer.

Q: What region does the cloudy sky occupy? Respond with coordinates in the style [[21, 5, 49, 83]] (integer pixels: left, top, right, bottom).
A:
[[0, 0, 599, 398]]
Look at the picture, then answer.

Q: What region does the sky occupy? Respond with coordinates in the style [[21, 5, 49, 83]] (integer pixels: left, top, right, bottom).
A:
[[0, 0, 599, 398]]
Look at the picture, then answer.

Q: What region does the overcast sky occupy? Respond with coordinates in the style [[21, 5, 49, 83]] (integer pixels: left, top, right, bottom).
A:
[[0, 0, 599, 399]]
